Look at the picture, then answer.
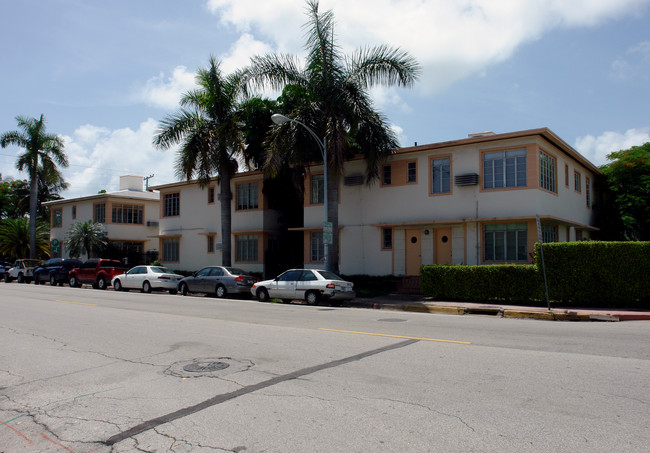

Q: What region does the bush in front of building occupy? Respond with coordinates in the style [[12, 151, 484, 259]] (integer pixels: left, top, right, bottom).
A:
[[420, 264, 544, 304], [535, 241, 650, 308]]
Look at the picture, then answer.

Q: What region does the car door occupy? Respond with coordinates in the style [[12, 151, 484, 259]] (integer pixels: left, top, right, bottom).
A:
[[123, 267, 145, 289], [190, 267, 212, 292], [208, 267, 225, 293], [296, 270, 318, 299], [270, 270, 302, 299]]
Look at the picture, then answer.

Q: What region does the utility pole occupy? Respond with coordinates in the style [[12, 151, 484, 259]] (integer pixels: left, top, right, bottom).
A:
[[144, 174, 154, 191]]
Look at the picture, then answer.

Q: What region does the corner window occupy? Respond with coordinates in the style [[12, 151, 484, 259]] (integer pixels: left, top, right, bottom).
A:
[[483, 149, 526, 189], [237, 182, 259, 210], [431, 157, 451, 194], [236, 234, 258, 262], [382, 228, 393, 250], [310, 231, 324, 263], [163, 193, 180, 217], [94, 203, 105, 223], [484, 223, 528, 262], [382, 164, 392, 186], [162, 237, 179, 262], [541, 224, 557, 243], [111, 204, 143, 224], [539, 151, 556, 192], [310, 174, 324, 204], [52, 209, 62, 228]]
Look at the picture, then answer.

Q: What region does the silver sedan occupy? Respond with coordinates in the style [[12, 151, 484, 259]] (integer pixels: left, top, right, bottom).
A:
[[178, 266, 258, 298]]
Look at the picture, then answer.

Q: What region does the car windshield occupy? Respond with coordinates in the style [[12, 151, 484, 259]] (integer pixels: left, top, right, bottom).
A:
[[24, 260, 42, 267], [225, 268, 249, 276], [150, 267, 172, 274], [316, 270, 344, 281]]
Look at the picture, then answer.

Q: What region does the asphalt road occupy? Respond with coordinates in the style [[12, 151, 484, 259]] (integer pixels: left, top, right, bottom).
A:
[[1, 283, 648, 452]]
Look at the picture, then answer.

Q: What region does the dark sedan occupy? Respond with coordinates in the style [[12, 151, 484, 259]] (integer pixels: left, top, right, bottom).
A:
[[34, 258, 83, 286], [178, 266, 258, 298]]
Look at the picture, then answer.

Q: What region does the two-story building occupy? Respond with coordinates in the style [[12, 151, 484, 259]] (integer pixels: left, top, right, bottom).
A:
[[44, 175, 160, 263]]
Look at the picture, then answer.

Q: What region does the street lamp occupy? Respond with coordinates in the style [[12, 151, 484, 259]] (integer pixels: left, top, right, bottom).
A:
[[271, 114, 330, 271]]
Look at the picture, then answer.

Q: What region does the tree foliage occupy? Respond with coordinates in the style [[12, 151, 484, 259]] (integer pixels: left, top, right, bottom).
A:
[[600, 142, 650, 240], [0, 217, 50, 259], [65, 221, 108, 259]]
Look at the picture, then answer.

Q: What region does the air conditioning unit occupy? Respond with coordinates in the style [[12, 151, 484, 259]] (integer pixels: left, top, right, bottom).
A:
[[454, 173, 479, 186], [146, 221, 159, 227], [344, 174, 364, 186]]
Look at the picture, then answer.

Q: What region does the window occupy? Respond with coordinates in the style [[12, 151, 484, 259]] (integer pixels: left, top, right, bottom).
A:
[[382, 164, 392, 185], [208, 186, 215, 204], [237, 182, 259, 210], [565, 164, 569, 187], [310, 231, 324, 262], [407, 162, 417, 183], [162, 237, 179, 262], [382, 228, 393, 250], [52, 209, 62, 228], [310, 174, 324, 204], [541, 224, 557, 243], [586, 177, 591, 208], [236, 234, 258, 262], [484, 223, 528, 262], [72, 205, 77, 220], [111, 204, 143, 224], [574, 171, 581, 193], [483, 149, 526, 189], [94, 203, 105, 223], [207, 235, 215, 253], [163, 193, 180, 217], [431, 157, 451, 194], [539, 151, 556, 192]]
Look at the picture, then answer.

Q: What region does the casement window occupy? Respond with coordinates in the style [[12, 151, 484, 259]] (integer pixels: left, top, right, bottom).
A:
[[237, 182, 259, 210], [484, 223, 528, 262], [310, 231, 324, 263], [483, 149, 526, 189], [382, 164, 392, 185], [162, 237, 179, 262], [407, 161, 417, 183], [586, 177, 591, 208], [574, 171, 581, 193], [208, 186, 215, 204], [111, 204, 143, 224], [382, 228, 393, 250], [94, 203, 106, 223], [52, 209, 62, 228], [236, 234, 258, 262], [207, 235, 215, 253], [163, 193, 180, 217], [539, 151, 556, 192], [431, 157, 451, 194], [310, 174, 324, 204], [565, 164, 569, 187], [541, 224, 557, 243], [72, 205, 77, 220]]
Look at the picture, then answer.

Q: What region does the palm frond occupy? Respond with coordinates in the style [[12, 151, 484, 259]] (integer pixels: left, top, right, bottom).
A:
[[346, 44, 421, 88], [247, 54, 306, 92]]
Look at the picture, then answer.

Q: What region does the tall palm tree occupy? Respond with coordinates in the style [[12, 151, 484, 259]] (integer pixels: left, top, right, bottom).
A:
[[154, 57, 248, 267], [1, 115, 67, 258], [0, 217, 50, 259], [248, 0, 420, 272], [65, 221, 107, 259]]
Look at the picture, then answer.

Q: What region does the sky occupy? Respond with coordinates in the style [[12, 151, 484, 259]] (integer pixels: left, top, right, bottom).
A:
[[1, 0, 649, 198]]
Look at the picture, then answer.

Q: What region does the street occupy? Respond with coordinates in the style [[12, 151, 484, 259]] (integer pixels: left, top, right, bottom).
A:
[[1, 283, 648, 452]]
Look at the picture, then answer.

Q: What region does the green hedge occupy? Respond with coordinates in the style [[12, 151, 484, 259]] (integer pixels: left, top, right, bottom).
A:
[[535, 241, 650, 308], [420, 264, 544, 304]]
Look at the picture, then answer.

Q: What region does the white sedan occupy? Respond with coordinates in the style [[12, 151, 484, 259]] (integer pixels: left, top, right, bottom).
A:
[[112, 265, 183, 294], [251, 269, 355, 305]]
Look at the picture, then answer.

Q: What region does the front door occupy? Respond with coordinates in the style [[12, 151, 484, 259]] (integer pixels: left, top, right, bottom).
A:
[[435, 228, 453, 264], [405, 229, 422, 276]]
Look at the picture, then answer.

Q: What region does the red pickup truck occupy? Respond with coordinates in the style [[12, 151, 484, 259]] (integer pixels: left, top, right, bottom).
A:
[[68, 259, 125, 290]]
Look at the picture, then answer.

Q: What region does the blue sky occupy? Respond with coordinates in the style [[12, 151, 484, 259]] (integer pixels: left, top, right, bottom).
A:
[[1, 0, 649, 198]]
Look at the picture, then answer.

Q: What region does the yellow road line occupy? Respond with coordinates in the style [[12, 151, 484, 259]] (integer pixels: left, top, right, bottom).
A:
[[318, 328, 471, 344], [55, 300, 97, 306]]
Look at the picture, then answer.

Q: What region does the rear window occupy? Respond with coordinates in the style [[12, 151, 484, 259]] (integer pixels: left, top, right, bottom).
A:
[[225, 268, 249, 276], [150, 267, 171, 274], [100, 260, 123, 268], [316, 270, 344, 281]]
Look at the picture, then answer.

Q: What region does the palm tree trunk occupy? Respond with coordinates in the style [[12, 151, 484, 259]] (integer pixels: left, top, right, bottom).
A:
[[220, 172, 232, 267], [327, 169, 339, 274], [29, 164, 38, 259]]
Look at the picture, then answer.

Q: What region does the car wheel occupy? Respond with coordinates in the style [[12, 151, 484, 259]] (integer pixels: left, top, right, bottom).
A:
[[305, 291, 320, 305], [215, 284, 227, 298], [69, 276, 79, 288], [4, 274, 10, 283], [17, 273, 24, 284], [179, 283, 189, 296], [142, 281, 152, 293], [50, 274, 57, 286], [256, 287, 270, 302], [97, 277, 107, 290], [34, 275, 40, 285], [114, 279, 123, 292]]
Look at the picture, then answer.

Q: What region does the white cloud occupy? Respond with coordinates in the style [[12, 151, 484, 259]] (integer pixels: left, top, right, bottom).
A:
[[138, 66, 197, 109], [221, 33, 273, 75], [611, 40, 650, 79], [575, 127, 650, 166], [61, 119, 179, 198]]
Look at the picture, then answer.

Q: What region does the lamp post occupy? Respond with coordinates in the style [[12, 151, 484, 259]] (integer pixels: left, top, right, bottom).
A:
[[271, 114, 330, 271]]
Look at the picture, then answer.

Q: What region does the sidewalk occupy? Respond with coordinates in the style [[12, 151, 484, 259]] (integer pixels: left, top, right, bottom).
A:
[[348, 294, 650, 322]]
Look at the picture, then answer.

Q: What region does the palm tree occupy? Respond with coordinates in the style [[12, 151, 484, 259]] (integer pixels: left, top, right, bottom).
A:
[[65, 221, 107, 259], [154, 57, 248, 267], [1, 115, 68, 258], [0, 217, 50, 259], [248, 0, 420, 272]]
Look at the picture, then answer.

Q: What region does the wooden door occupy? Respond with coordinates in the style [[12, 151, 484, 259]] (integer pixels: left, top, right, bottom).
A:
[[435, 228, 452, 264], [405, 229, 422, 276]]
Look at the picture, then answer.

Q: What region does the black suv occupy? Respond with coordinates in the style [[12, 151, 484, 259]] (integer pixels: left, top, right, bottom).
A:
[[33, 258, 83, 286]]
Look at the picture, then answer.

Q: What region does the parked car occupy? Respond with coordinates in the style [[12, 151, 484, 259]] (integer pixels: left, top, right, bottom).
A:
[[4, 259, 42, 283], [178, 266, 258, 298], [68, 259, 125, 289], [33, 258, 83, 286], [112, 265, 183, 294], [251, 269, 355, 305], [0, 261, 11, 280]]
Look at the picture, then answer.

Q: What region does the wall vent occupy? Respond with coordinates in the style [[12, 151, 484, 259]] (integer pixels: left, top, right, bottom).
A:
[[454, 173, 479, 186], [344, 174, 364, 186], [146, 221, 159, 227]]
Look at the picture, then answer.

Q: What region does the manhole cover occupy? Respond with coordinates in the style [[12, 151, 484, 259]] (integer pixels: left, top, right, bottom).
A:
[[183, 361, 230, 373]]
